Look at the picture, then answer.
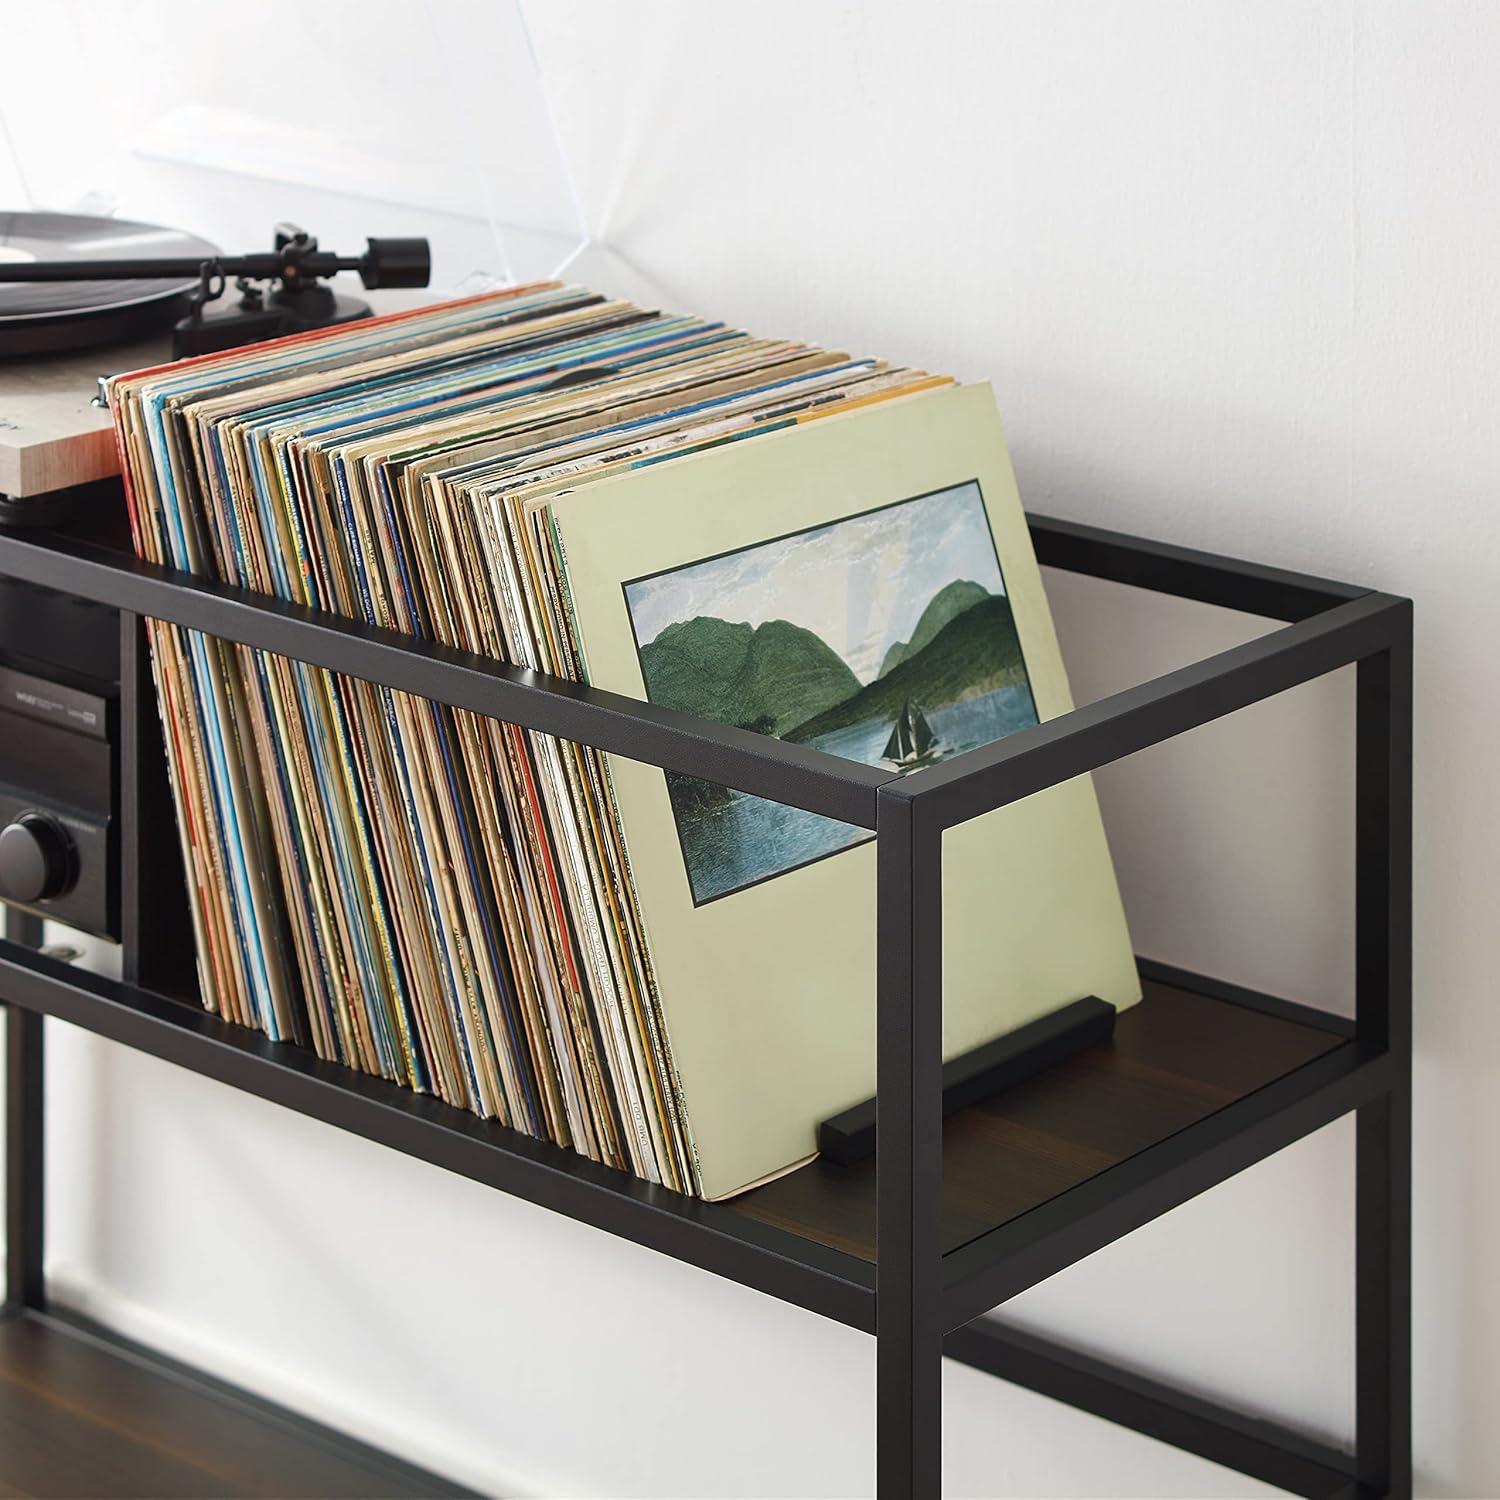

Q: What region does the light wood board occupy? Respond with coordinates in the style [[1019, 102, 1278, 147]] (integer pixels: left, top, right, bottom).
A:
[[1, 335, 170, 496]]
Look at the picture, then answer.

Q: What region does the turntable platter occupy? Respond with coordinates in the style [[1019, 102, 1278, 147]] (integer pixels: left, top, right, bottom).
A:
[[0, 213, 219, 356]]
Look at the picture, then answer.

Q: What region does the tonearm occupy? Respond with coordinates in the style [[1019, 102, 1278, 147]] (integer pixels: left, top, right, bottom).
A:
[[0, 224, 431, 356]]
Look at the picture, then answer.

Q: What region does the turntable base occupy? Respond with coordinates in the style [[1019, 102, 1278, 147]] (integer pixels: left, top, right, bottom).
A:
[[0, 335, 169, 499]]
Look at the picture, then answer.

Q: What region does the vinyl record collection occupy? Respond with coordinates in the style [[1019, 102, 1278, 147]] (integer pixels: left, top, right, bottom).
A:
[[108, 282, 1140, 1199], [108, 284, 948, 1194]]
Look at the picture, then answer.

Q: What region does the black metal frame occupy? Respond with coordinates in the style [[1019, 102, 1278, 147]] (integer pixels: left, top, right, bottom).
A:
[[0, 513, 1411, 1500]]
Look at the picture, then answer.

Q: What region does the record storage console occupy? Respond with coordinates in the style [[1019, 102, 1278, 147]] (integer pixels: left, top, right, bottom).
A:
[[0, 508, 1411, 1500]]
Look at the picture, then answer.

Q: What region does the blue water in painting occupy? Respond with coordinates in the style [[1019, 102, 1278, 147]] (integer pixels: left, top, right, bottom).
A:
[[675, 681, 1039, 903]]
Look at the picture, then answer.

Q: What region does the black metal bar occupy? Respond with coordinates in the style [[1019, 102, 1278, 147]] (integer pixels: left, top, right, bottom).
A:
[[820, 997, 1114, 1164], [1357, 1098, 1408, 1500], [1135, 956, 1355, 1038], [941, 1043, 1391, 1331], [4, 1012, 44, 1311], [0, 533, 892, 828], [0, 253, 362, 283], [1354, 605, 1414, 1058], [1026, 512, 1371, 622], [902, 592, 1408, 832], [943, 1319, 1358, 1499], [119, 613, 195, 995], [1355, 610, 1413, 1498], [875, 784, 944, 1498], [0, 938, 876, 1331], [4, 902, 46, 1312]]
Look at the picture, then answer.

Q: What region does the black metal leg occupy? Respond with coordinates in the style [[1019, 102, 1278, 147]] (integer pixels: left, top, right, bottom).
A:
[[119, 612, 196, 996], [5, 905, 46, 1313], [1357, 1095, 1410, 1498], [876, 787, 944, 1499], [1354, 617, 1413, 1499]]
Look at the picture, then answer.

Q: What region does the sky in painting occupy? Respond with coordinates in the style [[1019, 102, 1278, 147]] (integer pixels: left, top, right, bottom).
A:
[[624, 482, 1005, 684]]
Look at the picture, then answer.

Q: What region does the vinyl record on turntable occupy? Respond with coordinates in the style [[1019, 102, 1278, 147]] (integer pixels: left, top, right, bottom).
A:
[[0, 212, 219, 357]]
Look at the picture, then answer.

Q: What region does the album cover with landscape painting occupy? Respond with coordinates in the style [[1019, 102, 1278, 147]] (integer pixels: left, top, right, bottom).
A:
[[547, 380, 1140, 1198], [627, 480, 1038, 904], [108, 280, 1139, 1202]]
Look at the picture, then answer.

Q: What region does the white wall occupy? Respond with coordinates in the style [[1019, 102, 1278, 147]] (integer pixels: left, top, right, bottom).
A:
[[6, 2, 1498, 1494]]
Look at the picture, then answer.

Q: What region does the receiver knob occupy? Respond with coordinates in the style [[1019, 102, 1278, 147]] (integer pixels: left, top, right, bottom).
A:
[[0, 813, 76, 904]]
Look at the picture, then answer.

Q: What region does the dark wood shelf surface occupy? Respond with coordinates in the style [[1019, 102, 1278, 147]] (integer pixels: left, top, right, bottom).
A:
[[727, 973, 1344, 1260], [0, 1308, 471, 1500]]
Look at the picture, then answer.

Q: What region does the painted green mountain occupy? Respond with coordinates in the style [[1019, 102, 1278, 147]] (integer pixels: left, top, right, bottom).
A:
[[877, 579, 991, 677], [785, 593, 1027, 743], [639, 615, 861, 737]]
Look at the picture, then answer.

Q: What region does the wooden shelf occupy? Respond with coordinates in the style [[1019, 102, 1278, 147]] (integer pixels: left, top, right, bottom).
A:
[[0, 1308, 469, 1499], [0, 934, 1372, 1341], [728, 968, 1345, 1261]]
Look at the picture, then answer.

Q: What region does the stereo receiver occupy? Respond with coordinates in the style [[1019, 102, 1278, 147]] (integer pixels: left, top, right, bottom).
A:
[[0, 575, 118, 939]]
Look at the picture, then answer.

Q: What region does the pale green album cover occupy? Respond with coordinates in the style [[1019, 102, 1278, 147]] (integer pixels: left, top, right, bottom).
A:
[[551, 382, 1140, 1199]]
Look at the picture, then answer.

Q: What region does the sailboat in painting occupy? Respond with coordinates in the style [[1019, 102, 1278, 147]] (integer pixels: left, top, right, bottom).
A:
[[882, 698, 941, 768]]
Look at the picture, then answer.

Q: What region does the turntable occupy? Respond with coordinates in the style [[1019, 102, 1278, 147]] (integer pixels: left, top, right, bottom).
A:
[[0, 212, 431, 526]]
